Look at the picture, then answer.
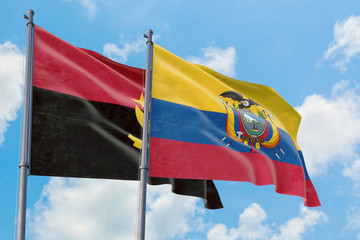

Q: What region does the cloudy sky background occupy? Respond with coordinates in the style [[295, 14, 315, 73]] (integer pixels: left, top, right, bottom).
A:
[[1, 0, 360, 239]]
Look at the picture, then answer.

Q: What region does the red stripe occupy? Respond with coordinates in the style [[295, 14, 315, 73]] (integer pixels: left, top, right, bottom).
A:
[[149, 137, 320, 207], [33, 25, 144, 108], [304, 180, 321, 207]]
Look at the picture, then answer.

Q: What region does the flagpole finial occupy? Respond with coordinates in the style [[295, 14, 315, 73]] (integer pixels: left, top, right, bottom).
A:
[[25, 9, 35, 26], [144, 29, 153, 42], [28, 9, 34, 15], [144, 29, 153, 44]]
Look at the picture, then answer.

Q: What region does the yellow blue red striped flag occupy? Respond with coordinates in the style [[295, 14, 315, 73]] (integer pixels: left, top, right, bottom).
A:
[[149, 44, 320, 207]]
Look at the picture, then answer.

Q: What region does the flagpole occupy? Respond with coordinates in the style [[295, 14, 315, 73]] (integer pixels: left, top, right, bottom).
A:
[[137, 29, 153, 240], [17, 9, 35, 240]]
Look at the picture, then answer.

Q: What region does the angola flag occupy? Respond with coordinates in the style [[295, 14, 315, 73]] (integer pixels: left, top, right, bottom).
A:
[[30, 25, 223, 209], [149, 44, 320, 207]]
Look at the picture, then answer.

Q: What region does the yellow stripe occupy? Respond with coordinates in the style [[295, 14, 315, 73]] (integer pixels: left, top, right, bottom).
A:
[[153, 44, 301, 149], [153, 44, 228, 113]]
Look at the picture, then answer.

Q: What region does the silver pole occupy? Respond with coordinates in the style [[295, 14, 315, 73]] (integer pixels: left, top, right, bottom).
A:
[[137, 29, 153, 240], [17, 9, 35, 240]]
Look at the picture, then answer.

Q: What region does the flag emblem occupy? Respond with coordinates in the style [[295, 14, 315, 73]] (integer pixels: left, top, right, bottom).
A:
[[219, 91, 283, 157], [128, 93, 145, 149]]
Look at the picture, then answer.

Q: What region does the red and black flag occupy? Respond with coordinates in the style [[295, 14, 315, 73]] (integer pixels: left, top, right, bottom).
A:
[[30, 25, 223, 209]]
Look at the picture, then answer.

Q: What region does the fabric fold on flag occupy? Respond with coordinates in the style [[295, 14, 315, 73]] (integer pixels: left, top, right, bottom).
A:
[[149, 44, 320, 207], [30, 25, 223, 209]]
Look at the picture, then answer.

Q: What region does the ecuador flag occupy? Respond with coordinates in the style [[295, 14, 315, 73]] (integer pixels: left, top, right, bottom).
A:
[[30, 26, 223, 209], [149, 44, 320, 207]]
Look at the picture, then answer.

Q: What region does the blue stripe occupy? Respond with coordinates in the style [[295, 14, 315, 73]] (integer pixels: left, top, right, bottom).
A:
[[151, 98, 304, 168], [151, 98, 231, 145]]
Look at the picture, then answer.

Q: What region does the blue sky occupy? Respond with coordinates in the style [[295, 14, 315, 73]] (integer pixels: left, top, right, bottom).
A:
[[1, 0, 360, 239]]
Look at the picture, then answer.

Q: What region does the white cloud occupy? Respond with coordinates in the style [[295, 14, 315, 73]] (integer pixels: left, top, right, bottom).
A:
[[236, 203, 271, 240], [28, 178, 201, 240], [208, 224, 239, 240], [0, 41, 24, 145], [343, 158, 360, 185], [296, 80, 360, 176], [207, 203, 327, 240], [323, 15, 360, 72], [62, 0, 98, 19], [187, 46, 237, 77], [270, 206, 328, 240], [345, 206, 360, 230], [79, 0, 98, 18], [28, 178, 139, 240], [103, 37, 146, 63], [146, 184, 202, 239], [208, 203, 270, 240], [331, 79, 350, 96]]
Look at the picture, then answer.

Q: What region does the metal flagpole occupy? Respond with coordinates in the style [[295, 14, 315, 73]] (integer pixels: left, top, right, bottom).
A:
[[17, 9, 35, 240], [137, 29, 153, 240]]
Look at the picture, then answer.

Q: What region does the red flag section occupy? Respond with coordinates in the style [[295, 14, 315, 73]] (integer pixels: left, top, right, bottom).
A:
[[31, 25, 223, 209]]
